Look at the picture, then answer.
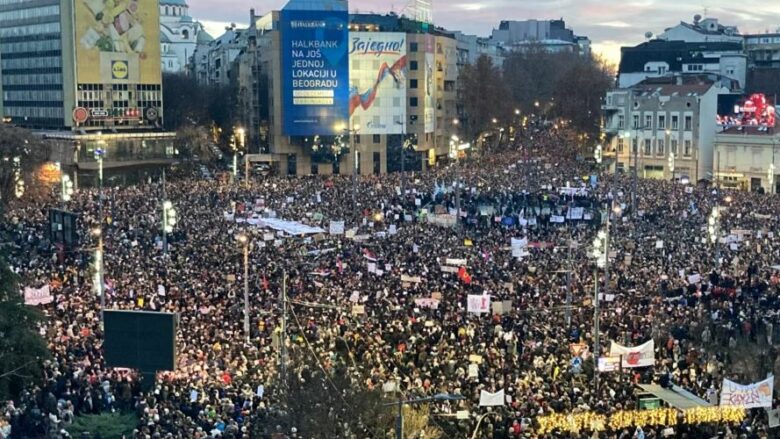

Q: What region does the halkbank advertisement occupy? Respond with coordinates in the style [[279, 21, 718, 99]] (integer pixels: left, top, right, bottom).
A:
[[74, 0, 161, 84], [280, 8, 350, 136]]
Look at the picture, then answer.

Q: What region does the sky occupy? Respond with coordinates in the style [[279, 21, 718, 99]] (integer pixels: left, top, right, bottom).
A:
[[190, 0, 780, 65]]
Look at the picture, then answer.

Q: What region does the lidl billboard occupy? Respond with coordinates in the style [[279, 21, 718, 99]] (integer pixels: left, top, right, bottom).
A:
[[74, 0, 161, 84], [349, 32, 407, 135], [281, 9, 350, 136]]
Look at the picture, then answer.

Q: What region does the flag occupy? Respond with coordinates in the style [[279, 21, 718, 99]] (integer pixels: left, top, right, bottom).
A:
[[457, 267, 472, 284], [464, 239, 473, 247], [362, 248, 377, 262], [337, 257, 344, 274]]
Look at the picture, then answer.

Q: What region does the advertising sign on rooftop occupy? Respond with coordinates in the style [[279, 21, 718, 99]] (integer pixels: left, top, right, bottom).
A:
[[280, 7, 349, 136]]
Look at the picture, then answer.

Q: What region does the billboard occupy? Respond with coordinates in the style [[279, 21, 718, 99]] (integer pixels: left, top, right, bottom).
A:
[[423, 35, 435, 133], [74, 0, 161, 85], [281, 8, 349, 136], [717, 93, 776, 130], [349, 32, 407, 135]]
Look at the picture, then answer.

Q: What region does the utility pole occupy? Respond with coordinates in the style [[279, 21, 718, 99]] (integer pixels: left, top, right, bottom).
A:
[[279, 270, 288, 389]]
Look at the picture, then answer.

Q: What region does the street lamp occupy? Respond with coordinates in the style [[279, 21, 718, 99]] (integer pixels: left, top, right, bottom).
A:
[[768, 163, 775, 194], [12, 156, 23, 198], [591, 227, 608, 392], [386, 393, 465, 439], [236, 233, 250, 343], [61, 173, 74, 202], [708, 207, 720, 270], [594, 144, 603, 165], [162, 200, 177, 254], [668, 151, 675, 179]]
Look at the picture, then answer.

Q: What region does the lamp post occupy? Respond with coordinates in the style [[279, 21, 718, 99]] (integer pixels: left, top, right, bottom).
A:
[[338, 122, 360, 221], [236, 233, 250, 343], [12, 156, 24, 198], [162, 200, 176, 255], [708, 207, 720, 270], [669, 152, 675, 180], [386, 393, 465, 439], [92, 227, 104, 316], [591, 228, 608, 392], [768, 163, 775, 195]]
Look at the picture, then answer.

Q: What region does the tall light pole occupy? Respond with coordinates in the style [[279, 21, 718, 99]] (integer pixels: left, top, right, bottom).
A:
[[236, 127, 248, 187], [162, 200, 176, 255], [237, 233, 250, 343], [12, 156, 24, 198], [708, 207, 720, 270], [61, 173, 74, 203], [591, 228, 607, 392], [338, 122, 360, 221], [92, 227, 104, 315]]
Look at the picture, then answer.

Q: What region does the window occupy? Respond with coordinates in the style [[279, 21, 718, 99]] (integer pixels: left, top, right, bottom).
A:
[[671, 139, 678, 155], [410, 42, 418, 52], [182, 29, 189, 39], [643, 139, 651, 155], [410, 97, 418, 107], [632, 114, 639, 129], [617, 137, 624, 153], [618, 115, 625, 129], [410, 79, 418, 89], [684, 115, 692, 131], [355, 135, 361, 144], [657, 139, 664, 155], [644, 114, 652, 129], [410, 61, 418, 70], [632, 138, 638, 154], [671, 115, 679, 130], [684, 140, 692, 156], [373, 134, 380, 144], [658, 115, 665, 129]]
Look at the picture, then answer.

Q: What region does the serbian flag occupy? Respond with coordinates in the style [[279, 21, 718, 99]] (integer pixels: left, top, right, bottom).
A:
[[363, 248, 377, 262]]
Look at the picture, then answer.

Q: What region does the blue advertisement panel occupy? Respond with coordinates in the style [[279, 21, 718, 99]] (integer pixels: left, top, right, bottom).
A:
[[280, 9, 349, 136]]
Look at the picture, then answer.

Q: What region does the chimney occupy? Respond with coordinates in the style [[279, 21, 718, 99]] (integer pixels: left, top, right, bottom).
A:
[[250, 8, 256, 25]]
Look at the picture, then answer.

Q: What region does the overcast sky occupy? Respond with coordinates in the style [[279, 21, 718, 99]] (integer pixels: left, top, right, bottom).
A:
[[190, 0, 780, 64]]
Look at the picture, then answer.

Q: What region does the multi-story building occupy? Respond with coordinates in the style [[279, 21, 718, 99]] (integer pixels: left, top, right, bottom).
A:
[[658, 16, 742, 43], [159, 0, 212, 74], [453, 31, 505, 67], [617, 39, 746, 90], [191, 25, 248, 86], [603, 75, 729, 181], [0, 0, 173, 174], [713, 128, 780, 193], [252, 2, 458, 176], [744, 32, 780, 99], [489, 19, 591, 55]]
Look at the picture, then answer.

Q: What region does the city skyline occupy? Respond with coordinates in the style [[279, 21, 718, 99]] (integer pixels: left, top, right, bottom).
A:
[[191, 0, 780, 65]]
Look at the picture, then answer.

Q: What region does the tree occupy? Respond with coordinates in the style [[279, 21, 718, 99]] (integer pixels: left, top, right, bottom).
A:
[[175, 125, 218, 162], [65, 412, 138, 438], [0, 124, 50, 208], [0, 255, 50, 401], [460, 55, 512, 140], [162, 73, 209, 130]]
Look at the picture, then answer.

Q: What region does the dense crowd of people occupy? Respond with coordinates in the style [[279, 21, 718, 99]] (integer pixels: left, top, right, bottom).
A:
[[2, 123, 780, 439]]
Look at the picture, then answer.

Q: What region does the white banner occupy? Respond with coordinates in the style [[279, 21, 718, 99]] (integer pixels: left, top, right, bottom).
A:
[[414, 298, 440, 309], [329, 220, 345, 235], [608, 340, 655, 368], [720, 376, 774, 408], [479, 389, 505, 406], [401, 274, 422, 284], [598, 356, 622, 372], [550, 215, 565, 223], [467, 294, 490, 314], [445, 258, 467, 266], [24, 285, 53, 306]]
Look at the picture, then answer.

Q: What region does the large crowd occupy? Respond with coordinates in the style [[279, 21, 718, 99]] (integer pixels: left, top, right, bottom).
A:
[[2, 123, 780, 439]]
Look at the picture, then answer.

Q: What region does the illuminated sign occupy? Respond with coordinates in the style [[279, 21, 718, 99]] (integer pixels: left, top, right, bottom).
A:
[[717, 93, 776, 129], [281, 8, 349, 136], [111, 60, 129, 79], [349, 32, 407, 135]]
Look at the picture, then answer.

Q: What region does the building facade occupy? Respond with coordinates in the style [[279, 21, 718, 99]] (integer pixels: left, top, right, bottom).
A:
[[489, 19, 591, 55], [659, 16, 742, 43], [254, 6, 458, 176], [191, 25, 248, 86], [617, 40, 746, 90], [159, 0, 212, 74], [603, 76, 728, 181], [714, 129, 780, 193]]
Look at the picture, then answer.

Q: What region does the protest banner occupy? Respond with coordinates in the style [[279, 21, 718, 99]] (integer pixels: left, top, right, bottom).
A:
[[720, 376, 773, 409], [479, 389, 505, 406], [329, 220, 345, 235], [467, 294, 490, 314], [414, 298, 440, 309], [609, 340, 655, 368], [24, 285, 53, 306], [401, 274, 422, 284]]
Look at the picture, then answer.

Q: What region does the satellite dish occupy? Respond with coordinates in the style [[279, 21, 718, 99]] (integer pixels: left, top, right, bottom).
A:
[[694, 14, 702, 24], [644, 32, 653, 40]]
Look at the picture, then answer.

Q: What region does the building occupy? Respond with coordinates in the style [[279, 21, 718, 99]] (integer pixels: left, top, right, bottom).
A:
[[658, 16, 742, 43], [405, 0, 432, 25], [713, 129, 780, 193], [745, 32, 780, 68], [0, 0, 173, 176], [603, 75, 729, 181], [453, 31, 505, 67], [191, 25, 248, 86], [253, 1, 458, 176], [617, 40, 746, 90], [159, 0, 213, 74], [489, 19, 591, 55]]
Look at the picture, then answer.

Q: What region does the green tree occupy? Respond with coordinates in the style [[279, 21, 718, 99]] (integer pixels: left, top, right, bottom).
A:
[[65, 412, 138, 438], [0, 124, 50, 209], [0, 255, 50, 400], [161, 73, 209, 130], [176, 125, 218, 162]]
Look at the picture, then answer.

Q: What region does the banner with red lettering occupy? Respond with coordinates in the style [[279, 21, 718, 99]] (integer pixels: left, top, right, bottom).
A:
[[608, 340, 655, 368], [24, 285, 53, 306], [720, 376, 773, 408]]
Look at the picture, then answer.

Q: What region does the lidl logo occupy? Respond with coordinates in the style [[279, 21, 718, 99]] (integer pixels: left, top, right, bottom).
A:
[[111, 61, 128, 79]]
